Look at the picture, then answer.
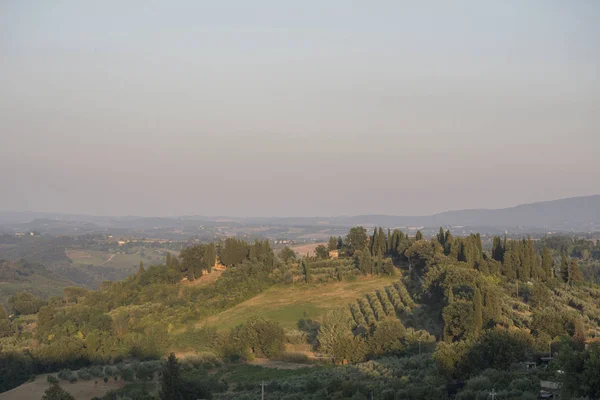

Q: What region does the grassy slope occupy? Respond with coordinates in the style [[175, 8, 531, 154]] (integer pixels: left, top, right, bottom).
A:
[[199, 275, 399, 330]]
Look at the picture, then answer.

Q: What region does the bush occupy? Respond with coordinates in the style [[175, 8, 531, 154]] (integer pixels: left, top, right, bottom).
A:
[[58, 369, 73, 381], [78, 369, 92, 380], [121, 367, 135, 382], [47, 375, 58, 384], [89, 365, 104, 377]]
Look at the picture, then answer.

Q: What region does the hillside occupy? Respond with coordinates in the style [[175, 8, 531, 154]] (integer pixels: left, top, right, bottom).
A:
[[1, 229, 600, 399], [200, 275, 398, 330], [0, 259, 77, 305]]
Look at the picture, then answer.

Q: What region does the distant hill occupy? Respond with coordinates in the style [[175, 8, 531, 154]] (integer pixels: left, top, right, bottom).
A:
[[337, 195, 600, 230], [1, 195, 599, 233]]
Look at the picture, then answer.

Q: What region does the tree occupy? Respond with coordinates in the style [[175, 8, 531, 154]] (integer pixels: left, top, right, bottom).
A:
[[315, 245, 329, 260], [137, 261, 145, 276], [568, 259, 583, 283], [369, 319, 407, 356], [279, 246, 296, 263], [336, 263, 343, 281], [443, 300, 474, 342], [354, 250, 373, 275], [42, 383, 75, 400], [345, 227, 368, 255], [492, 236, 504, 262], [241, 318, 285, 358], [542, 247, 553, 279], [302, 259, 311, 283], [415, 230, 423, 241], [8, 292, 44, 315], [159, 353, 183, 400], [317, 309, 353, 360], [561, 251, 569, 282], [437, 227, 446, 246], [328, 236, 338, 251]]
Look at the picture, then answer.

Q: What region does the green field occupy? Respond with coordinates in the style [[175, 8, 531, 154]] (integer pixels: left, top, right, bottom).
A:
[[200, 275, 399, 330]]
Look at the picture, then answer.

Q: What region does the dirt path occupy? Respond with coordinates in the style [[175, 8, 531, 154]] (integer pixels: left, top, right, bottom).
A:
[[101, 254, 116, 265]]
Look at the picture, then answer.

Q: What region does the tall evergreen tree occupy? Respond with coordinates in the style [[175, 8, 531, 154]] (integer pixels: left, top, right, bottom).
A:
[[159, 353, 183, 400], [337, 236, 344, 251], [137, 261, 145, 276], [415, 230, 423, 241], [542, 247, 553, 279], [444, 230, 454, 255], [503, 249, 516, 280], [437, 227, 446, 246], [561, 251, 569, 282], [492, 236, 504, 262], [302, 259, 311, 283]]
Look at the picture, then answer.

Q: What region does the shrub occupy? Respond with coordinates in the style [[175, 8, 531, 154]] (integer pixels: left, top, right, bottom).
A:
[[47, 375, 58, 384], [58, 369, 74, 381], [78, 369, 92, 380], [89, 365, 104, 377]]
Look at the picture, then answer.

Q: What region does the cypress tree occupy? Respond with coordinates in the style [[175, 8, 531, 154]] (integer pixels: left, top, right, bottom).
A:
[[437, 227, 445, 246], [302, 259, 311, 283], [444, 230, 454, 255], [165, 252, 172, 269], [473, 288, 483, 338], [542, 247, 553, 279], [561, 251, 569, 282], [503, 249, 516, 280], [492, 236, 504, 262], [137, 261, 145, 276], [160, 353, 183, 400], [415, 230, 423, 241]]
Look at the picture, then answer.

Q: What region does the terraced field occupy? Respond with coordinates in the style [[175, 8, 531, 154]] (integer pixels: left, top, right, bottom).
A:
[[348, 280, 416, 329]]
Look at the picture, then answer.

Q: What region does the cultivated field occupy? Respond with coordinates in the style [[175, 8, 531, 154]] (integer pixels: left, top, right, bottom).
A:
[[290, 242, 328, 257], [199, 275, 398, 330]]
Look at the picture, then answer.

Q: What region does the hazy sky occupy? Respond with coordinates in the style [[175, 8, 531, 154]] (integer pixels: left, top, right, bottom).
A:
[[1, 1, 599, 217]]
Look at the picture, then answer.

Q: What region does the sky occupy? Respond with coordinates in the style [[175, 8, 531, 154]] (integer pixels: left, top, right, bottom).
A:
[[1, 1, 599, 217]]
